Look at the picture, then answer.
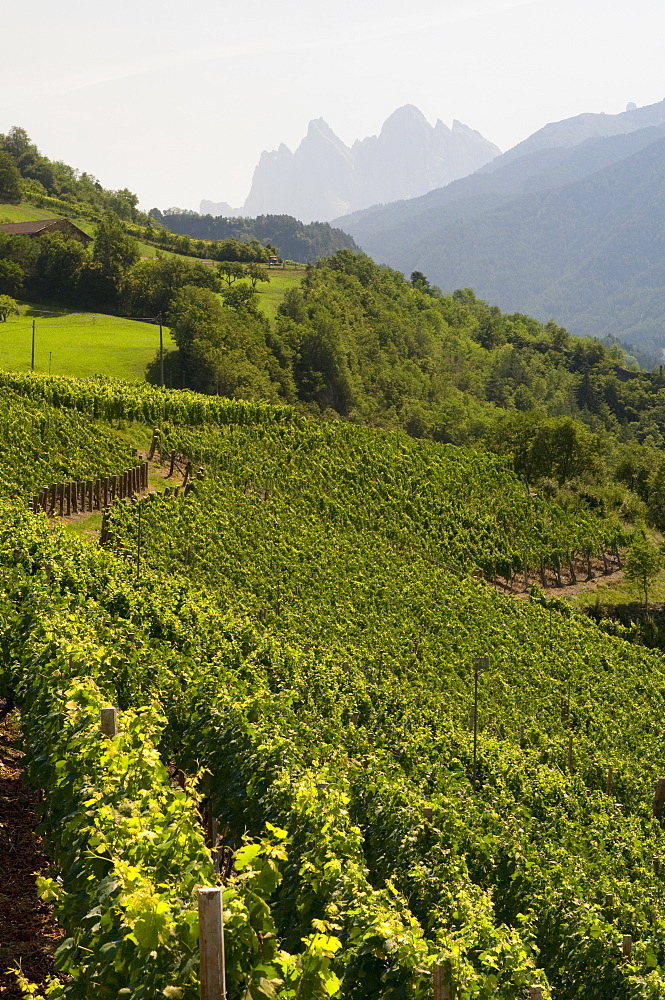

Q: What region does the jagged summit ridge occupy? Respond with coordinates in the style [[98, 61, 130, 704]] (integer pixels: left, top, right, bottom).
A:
[[202, 106, 500, 223]]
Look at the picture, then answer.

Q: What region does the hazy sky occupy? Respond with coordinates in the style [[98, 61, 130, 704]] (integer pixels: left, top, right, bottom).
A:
[[1, 0, 663, 211]]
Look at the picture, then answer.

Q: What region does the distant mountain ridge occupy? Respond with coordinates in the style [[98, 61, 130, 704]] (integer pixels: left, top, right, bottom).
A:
[[154, 210, 359, 264], [338, 98, 665, 353], [487, 97, 665, 168], [201, 106, 500, 223]]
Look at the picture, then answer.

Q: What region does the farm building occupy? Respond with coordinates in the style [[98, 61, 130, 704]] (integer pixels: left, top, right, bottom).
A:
[[0, 218, 92, 244]]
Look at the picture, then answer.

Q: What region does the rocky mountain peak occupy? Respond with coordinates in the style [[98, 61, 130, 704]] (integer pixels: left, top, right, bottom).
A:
[[207, 107, 500, 223]]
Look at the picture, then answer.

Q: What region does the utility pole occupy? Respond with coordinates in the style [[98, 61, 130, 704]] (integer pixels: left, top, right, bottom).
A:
[[31, 319, 35, 371], [136, 503, 142, 581], [158, 312, 164, 387], [472, 656, 491, 790]]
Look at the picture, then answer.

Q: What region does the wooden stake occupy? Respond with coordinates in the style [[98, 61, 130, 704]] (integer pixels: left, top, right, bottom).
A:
[[432, 962, 450, 1000], [198, 887, 226, 1000], [567, 733, 574, 773], [606, 766, 614, 795], [653, 778, 665, 818], [423, 807, 433, 822], [519, 724, 526, 746], [653, 857, 660, 876], [101, 708, 117, 737], [148, 428, 160, 461], [605, 893, 614, 910], [529, 988, 543, 1000], [622, 934, 632, 958]]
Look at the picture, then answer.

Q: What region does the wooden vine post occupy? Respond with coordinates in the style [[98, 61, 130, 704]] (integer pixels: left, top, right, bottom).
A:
[[606, 766, 614, 795], [198, 887, 226, 1000], [529, 988, 543, 1000], [148, 427, 160, 461], [100, 708, 117, 737], [432, 963, 450, 1000], [567, 733, 575, 774], [653, 778, 665, 819], [622, 934, 632, 959]]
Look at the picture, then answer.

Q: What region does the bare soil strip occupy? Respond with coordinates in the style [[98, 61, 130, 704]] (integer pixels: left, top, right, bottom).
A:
[[0, 700, 63, 998], [488, 553, 624, 600]]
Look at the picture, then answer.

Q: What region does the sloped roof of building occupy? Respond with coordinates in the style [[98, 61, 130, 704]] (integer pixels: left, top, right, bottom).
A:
[[0, 219, 92, 243], [0, 219, 63, 235]]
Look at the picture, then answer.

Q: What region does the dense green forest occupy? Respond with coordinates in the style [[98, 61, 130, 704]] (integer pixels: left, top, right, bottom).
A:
[[152, 208, 359, 263]]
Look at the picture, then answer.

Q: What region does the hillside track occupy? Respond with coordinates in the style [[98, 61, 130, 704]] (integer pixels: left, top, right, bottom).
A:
[[0, 701, 63, 998], [47, 452, 188, 532]]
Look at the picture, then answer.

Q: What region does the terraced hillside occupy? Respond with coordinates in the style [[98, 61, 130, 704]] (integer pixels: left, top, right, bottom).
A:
[[0, 374, 663, 999]]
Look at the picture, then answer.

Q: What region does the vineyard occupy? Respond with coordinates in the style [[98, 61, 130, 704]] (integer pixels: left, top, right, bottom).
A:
[[3, 373, 665, 999]]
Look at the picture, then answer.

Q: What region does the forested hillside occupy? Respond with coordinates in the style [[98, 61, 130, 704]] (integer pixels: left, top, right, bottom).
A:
[[153, 249, 665, 448], [153, 209, 359, 263], [339, 106, 665, 354], [0, 375, 665, 998]]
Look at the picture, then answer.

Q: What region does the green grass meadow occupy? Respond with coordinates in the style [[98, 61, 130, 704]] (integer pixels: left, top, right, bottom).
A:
[[0, 305, 174, 381], [0, 202, 303, 378], [0, 202, 61, 224], [253, 266, 303, 320]]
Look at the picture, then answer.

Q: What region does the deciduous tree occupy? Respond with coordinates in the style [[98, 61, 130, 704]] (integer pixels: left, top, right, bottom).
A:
[[245, 262, 270, 289], [625, 525, 663, 610], [0, 151, 22, 202], [0, 295, 19, 322]]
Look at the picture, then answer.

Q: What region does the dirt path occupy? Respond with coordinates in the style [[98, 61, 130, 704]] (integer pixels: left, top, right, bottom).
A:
[[0, 701, 63, 998], [50, 453, 189, 533]]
